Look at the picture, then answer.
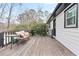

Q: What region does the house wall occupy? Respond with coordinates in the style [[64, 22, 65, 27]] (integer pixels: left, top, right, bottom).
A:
[[55, 4, 79, 55], [48, 20, 53, 36]]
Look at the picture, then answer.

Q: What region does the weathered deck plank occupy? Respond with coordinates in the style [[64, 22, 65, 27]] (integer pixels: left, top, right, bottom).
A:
[[0, 36, 75, 56]]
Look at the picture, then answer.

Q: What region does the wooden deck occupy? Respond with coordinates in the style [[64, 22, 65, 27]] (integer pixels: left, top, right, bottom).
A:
[[0, 36, 75, 56]]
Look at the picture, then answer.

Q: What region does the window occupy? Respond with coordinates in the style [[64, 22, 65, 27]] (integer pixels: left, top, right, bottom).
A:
[[64, 4, 78, 28]]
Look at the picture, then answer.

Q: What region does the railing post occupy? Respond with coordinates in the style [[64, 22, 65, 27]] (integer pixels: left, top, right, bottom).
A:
[[0, 32, 4, 47]]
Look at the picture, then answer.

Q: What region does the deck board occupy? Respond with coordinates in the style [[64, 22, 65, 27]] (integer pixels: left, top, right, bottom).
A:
[[0, 36, 75, 56]]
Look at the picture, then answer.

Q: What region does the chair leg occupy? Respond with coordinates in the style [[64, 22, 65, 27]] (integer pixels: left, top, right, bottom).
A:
[[10, 43, 12, 49]]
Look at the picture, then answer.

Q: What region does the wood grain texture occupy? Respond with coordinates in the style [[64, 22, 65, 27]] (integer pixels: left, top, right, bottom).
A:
[[0, 36, 75, 56]]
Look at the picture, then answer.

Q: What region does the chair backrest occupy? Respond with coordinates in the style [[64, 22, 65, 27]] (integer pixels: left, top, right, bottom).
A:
[[15, 31, 29, 38]]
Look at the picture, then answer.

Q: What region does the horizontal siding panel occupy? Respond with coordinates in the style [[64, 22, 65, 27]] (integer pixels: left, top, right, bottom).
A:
[[56, 30, 79, 38], [56, 5, 79, 55], [56, 30, 79, 44], [56, 37, 79, 55]]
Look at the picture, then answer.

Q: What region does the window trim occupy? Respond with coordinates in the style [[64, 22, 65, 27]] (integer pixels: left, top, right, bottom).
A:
[[64, 3, 78, 28]]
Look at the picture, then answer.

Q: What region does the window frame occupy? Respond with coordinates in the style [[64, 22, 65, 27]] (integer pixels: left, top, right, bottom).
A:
[[64, 4, 78, 28]]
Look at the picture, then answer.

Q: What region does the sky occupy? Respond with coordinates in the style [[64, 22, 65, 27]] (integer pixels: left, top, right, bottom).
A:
[[14, 3, 57, 23], [1, 3, 58, 23], [20, 3, 57, 13], [12, 3, 57, 16]]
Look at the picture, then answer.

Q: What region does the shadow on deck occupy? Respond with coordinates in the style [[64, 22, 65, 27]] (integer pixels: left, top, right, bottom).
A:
[[0, 36, 76, 56]]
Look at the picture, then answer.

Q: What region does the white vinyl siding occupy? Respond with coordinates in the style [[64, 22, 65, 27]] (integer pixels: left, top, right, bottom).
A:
[[48, 20, 53, 36], [55, 4, 79, 55]]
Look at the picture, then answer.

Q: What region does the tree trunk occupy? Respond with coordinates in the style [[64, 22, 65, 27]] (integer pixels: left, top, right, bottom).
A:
[[7, 3, 14, 30]]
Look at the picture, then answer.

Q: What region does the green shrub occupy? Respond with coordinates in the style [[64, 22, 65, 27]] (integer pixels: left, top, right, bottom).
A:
[[12, 21, 47, 36], [13, 24, 28, 32], [30, 23, 47, 36]]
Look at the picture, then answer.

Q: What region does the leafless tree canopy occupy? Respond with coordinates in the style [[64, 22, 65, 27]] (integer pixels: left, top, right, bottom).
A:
[[17, 8, 50, 24], [0, 3, 50, 31]]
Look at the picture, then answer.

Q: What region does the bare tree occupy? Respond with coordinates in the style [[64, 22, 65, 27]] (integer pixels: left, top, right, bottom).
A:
[[17, 9, 37, 24], [0, 3, 23, 31], [7, 3, 14, 29], [36, 8, 44, 23], [0, 3, 8, 31], [7, 3, 22, 29], [17, 8, 50, 24], [0, 3, 7, 18], [0, 4, 3, 8]]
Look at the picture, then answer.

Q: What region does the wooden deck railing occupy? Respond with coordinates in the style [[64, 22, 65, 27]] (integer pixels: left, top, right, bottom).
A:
[[0, 31, 15, 47]]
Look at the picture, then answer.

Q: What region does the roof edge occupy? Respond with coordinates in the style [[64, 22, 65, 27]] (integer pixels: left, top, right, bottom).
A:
[[47, 3, 62, 24]]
